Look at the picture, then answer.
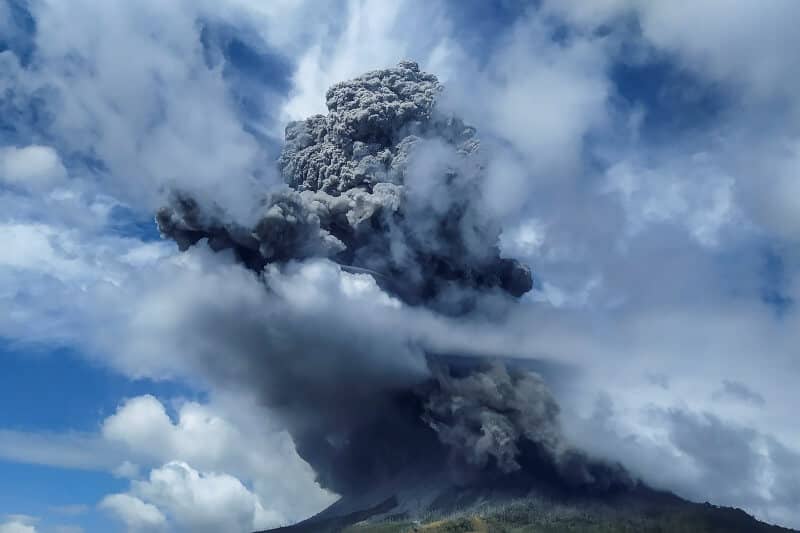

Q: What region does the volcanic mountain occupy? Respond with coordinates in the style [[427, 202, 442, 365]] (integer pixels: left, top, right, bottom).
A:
[[155, 62, 793, 533], [251, 360, 793, 533], [259, 484, 795, 533]]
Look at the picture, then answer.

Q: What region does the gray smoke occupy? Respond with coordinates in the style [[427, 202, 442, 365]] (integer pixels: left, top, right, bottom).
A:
[[423, 363, 563, 474], [157, 60, 532, 311], [156, 61, 628, 497]]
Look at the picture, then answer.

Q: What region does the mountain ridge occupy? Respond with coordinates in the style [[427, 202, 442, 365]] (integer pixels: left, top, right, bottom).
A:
[[258, 483, 796, 533]]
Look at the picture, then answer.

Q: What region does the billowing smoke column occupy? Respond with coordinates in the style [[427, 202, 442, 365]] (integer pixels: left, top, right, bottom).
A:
[[156, 61, 627, 500], [157, 60, 531, 311]]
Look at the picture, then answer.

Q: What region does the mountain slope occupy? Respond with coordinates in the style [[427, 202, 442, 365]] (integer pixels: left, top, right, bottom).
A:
[[343, 495, 794, 533], [259, 484, 795, 533]]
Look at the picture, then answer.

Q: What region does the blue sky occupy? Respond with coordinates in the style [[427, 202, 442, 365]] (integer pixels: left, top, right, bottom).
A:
[[1, 1, 800, 532]]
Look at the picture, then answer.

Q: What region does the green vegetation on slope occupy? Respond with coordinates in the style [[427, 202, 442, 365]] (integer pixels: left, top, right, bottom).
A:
[[342, 496, 794, 533]]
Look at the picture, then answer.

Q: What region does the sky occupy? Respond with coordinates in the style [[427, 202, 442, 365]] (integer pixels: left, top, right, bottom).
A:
[[1, 0, 799, 531]]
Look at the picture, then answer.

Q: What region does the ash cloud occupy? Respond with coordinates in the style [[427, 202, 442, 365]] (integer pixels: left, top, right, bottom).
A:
[[157, 61, 531, 310], [156, 62, 628, 500], [423, 363, 563, 474]]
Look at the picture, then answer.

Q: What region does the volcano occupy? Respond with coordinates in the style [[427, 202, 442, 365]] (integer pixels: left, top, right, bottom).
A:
[[155, 62, 794, 533], [258, 479, 795, 533], [253, 360, 794, 533]]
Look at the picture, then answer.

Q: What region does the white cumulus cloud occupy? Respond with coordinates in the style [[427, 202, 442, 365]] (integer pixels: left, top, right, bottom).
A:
[[0, 145, 66, 189], [100, 494, 166, 533], [130, 461, 279, 533]]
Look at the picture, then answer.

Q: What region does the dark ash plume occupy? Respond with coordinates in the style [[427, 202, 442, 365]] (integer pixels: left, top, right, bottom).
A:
[[157, 60, 532, 309], [156, 61, 630, 503], [423, 363, 563, 474]]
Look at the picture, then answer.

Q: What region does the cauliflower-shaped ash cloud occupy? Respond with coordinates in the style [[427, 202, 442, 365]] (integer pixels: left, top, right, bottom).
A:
[[157, 61, 532, 309], [279, 60, 440, 193]]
